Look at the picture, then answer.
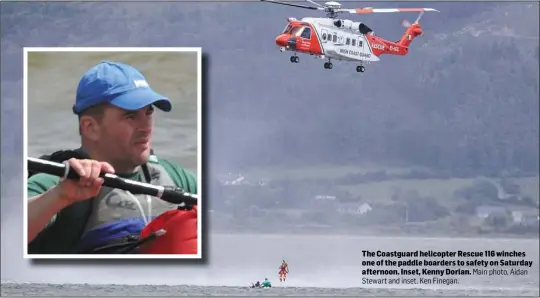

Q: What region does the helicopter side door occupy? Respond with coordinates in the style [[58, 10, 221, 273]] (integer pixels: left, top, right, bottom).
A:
[[296, 25, 323, 55], [357, 35, 376, 60], [320, 29, 329, 44], [296, 26, 312, 52]]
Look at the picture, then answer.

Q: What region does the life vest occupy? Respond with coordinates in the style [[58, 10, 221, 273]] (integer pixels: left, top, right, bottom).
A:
[[27, 148, 198, 255]]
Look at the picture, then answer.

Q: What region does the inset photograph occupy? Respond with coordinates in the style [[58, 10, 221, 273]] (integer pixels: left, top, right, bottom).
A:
[[23, 47, 202, 259]]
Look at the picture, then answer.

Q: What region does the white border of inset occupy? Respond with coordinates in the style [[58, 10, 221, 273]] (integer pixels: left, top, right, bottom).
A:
[[23, 47, 203, 259]]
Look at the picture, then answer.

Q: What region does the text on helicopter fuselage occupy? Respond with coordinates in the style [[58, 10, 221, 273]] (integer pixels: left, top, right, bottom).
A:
[[371, 43, 385, 50], [339, 48, 371, 58]]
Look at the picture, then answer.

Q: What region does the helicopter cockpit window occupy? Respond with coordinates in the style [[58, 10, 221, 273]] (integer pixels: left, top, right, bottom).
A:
[[300, 27, 311, 39], [290, 26, 301, 36], [282, 24, 292, 34]]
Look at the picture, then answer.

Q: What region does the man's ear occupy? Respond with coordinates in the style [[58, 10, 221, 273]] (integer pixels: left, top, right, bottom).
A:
[[79, 116, 101, 141]]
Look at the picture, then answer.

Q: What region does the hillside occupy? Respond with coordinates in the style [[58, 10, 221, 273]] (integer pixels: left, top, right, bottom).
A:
[[1, 1, 538, 178]]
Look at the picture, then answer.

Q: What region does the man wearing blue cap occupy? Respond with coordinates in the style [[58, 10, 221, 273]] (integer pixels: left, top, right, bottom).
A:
[[26, 61, 197, 254]]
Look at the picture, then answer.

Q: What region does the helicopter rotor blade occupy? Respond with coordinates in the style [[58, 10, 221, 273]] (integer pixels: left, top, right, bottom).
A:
[[336, 7, 439, 14], [414, 11, 425, 23], [260, 0, 320, 11], [306, 0, 323, 7]]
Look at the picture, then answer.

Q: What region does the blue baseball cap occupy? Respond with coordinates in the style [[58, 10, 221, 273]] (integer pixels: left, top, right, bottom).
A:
[[73, 61, 172, 114]]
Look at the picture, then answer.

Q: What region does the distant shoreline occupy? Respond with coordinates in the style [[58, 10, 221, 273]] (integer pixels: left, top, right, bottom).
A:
[[208, 229, 539, 240]]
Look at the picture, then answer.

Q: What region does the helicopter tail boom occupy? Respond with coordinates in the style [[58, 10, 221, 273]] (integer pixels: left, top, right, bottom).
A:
[[365, 15, 425, 57]]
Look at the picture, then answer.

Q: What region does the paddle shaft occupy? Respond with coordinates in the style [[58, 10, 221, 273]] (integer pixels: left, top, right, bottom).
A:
[[27, 157, 197, 205]]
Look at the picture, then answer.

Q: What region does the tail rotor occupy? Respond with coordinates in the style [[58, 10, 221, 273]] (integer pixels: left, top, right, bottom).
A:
[[402, 10, 424, 27], [401, 11, 425, 36]]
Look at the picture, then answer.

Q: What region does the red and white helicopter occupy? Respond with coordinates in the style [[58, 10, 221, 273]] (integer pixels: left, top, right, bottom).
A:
[[261, 0, 439, 72]]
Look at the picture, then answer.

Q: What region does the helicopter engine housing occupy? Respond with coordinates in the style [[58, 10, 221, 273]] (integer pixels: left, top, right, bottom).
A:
[[333, 19, 373, 35]]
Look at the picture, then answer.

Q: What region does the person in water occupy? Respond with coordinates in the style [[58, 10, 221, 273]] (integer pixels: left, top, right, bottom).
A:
[[26, 61, 197, 254], [279, 259, 289, 282], [262, 277, 272, 288]]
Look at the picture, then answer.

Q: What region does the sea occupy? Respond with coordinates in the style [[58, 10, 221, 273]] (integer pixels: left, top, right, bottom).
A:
[[3, 282, 539, 296], [1, 234, 539, 296]]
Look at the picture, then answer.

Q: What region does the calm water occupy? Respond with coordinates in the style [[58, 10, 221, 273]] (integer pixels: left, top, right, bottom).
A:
[[26, 51, 198, 173], [3, 282, 538, 296], [1, 234, 538, 296]]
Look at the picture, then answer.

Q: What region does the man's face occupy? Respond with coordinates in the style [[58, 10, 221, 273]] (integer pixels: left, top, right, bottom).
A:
[[97, 104, 154, 169]]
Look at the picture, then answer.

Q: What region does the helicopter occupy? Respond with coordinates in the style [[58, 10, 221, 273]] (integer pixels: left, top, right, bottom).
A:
[[260, 0, 439, 72]]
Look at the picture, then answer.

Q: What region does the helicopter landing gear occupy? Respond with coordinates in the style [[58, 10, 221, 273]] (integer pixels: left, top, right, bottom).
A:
[[290, 55, 299, 63], [356, 65, 365, 73], [324, 58, 333, 69]]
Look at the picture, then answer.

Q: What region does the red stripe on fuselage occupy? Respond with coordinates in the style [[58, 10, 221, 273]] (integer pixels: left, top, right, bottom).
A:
[[365, 34, 408, 56]]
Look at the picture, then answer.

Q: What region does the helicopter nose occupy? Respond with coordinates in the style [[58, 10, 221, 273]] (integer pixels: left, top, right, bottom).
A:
[[275, 34, 288, 47]]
